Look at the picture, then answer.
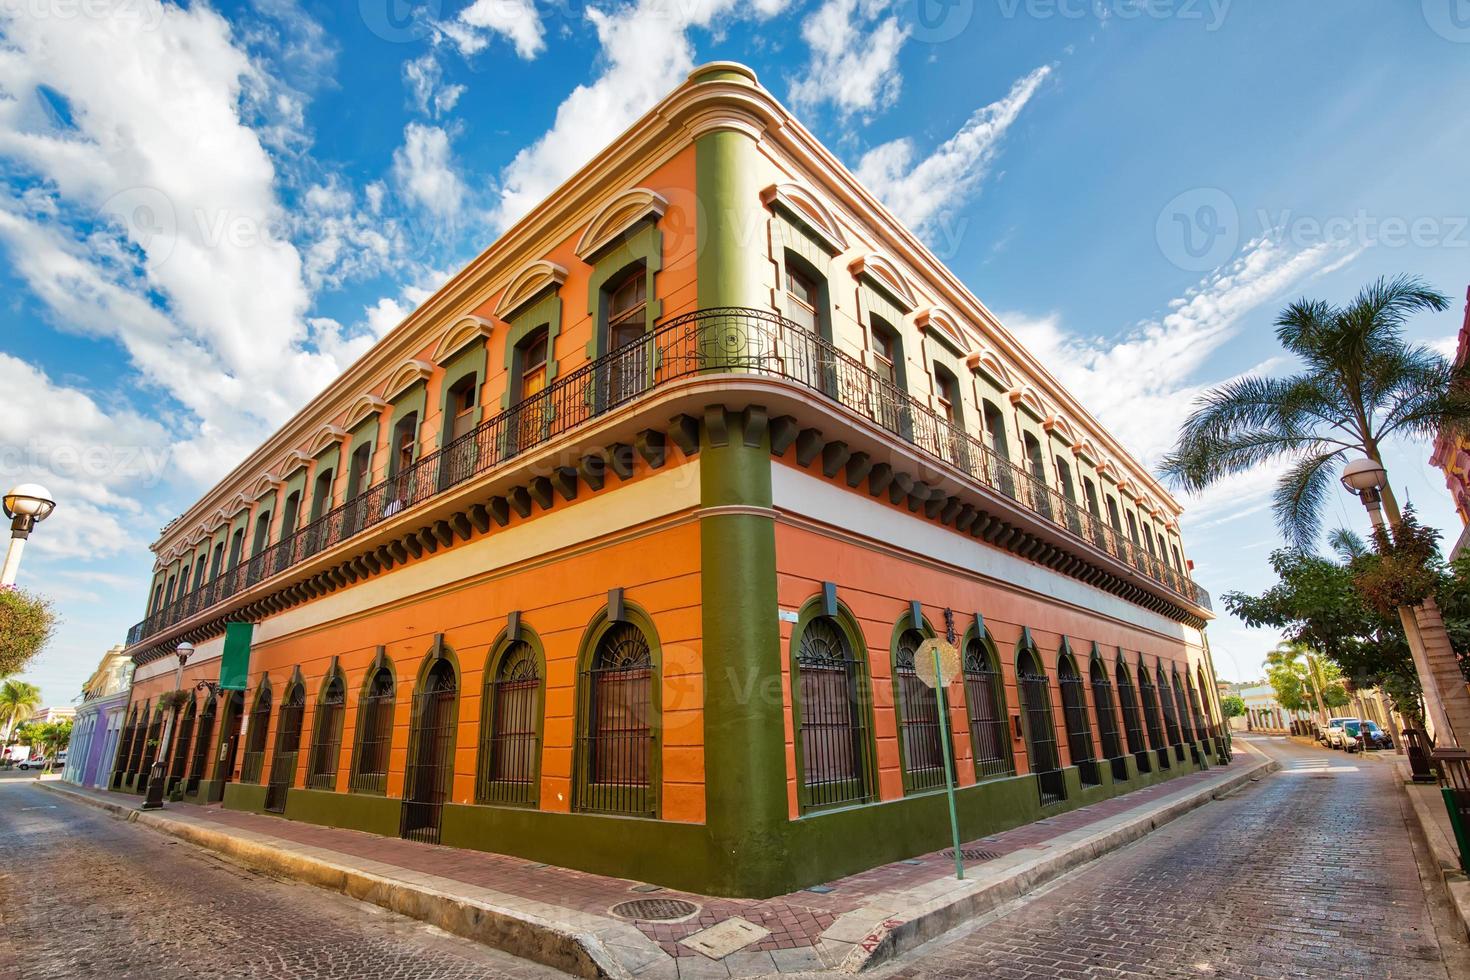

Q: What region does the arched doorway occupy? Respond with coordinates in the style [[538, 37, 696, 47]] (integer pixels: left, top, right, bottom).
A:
[[1058, 650, 1099, 787], [1017, 643, 1065, 806], [265, 681, 306, 813], [187, 693, 217, 796], [402, 657, 458, 844], [210, 688, 247, 802], [167, 695, 198, 793]]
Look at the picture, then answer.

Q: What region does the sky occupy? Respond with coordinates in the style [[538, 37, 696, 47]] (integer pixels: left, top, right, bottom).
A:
[[1, 0, 1467, 704]]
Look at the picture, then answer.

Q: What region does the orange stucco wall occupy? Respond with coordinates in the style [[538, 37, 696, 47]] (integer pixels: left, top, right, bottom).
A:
[[775, 521, 1207, 820]]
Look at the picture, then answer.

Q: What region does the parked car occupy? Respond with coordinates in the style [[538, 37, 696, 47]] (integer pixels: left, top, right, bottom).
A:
[[17, 757, 50, 771], [1324, 718, 1361, 749], [1343, 720, 1392, 753]]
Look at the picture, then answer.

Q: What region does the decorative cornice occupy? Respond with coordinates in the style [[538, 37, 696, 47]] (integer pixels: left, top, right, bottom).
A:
[[915, 307, 966, 356], [309, 425, 348, 456], [760, 181, 848, 256], [432, 316, 496, 365], [384, 360, 433, 402], [494, 260, 568, 321], [848, 252, 918, 312], [344, 394, 388, 431], [575, 188, 668, 261]]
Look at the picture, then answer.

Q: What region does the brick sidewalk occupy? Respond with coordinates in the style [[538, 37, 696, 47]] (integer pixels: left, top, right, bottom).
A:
[[73, 751, 1251, 967]]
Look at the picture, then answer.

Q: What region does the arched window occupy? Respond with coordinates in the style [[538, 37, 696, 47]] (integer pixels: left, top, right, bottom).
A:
[[1156, 662, 1184, 762], [167, 694, 198, 793], [136, 702, 164, 788], [509, 327, 552, 455], [783, 251, 829, 341], [112, 706, 139, 788], [187, 693, 217, 795], [1196, 664, 1218, 749], [1058, 649, 1099, 787], [604, 266, 650, 406], [307, 673, 347, 791], [791, 611, 875, 812], [575, 616, 659, 817], [402, 656, 458, 844], [982, 400, 1015, 496], [892, 621, 952, 794], [209, 541, 226, 582], [477, 633, 544, 807], [1115, 658, 1150, 774], [1023, 434, 1053, 520], [1017, 643, 1065, 805], [251, 509, 271, 557], [226, 527, 245, 571], [1172, 670, 1196, 749], [349, 662, 395, 795], [1136, 659, 1170, 771], [869, 317, 908, 436], [1089, 653, 1127, 782], [266, 680, 306, 813], [241, 684, 272, 783], [963, 631, 1013, 780]]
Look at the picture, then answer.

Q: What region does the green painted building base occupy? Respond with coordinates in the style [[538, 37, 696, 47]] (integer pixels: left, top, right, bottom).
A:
[[185, 778, 224, 804], [222, 782, 268, 814], [284, 788, 402, 837]]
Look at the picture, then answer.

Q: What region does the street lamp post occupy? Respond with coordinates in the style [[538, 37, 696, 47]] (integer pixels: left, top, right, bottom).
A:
[[1, 484, 56, 586], [1339, 457, 1458, 748], [141, 642, 193, 810]]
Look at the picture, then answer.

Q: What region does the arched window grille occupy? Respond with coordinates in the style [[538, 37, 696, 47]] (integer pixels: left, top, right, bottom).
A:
[[402, 658, 458, 844], [1115, 660, 1151, 774], [167, 695, 197, 793], [963, 634, 1013, 780], [576, 620, 657, 817], [306, 674, 347, 791], [266, 682, 306, 813], [1156, 663, 1185, 762], [1090, 656, 1127, 782], [187, 693, 217, 795], [792, 614, 874, 812], [1136, 663, 1170, 771], [477, 638, 543, 806], [137, 703, 163, 786], [112, 707, 139, 788], [1018, 647, 1066, 806], [241, 686, 273, 783], [349, 665, 395, 795], [1058, 653, 1099, 787], [893, 627, 951, 793], [1172, 671, 1198, 763]]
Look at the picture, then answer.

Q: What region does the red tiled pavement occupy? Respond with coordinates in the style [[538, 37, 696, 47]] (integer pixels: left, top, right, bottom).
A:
[[98, 753, 1241, 958]]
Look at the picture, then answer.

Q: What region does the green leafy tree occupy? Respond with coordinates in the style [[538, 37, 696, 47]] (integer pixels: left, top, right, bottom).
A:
[[1264, 641, 1349, 717], [0, 587, 56, 677], [1162, 275, 1463, 549], [1221, 694, 1246, 718], [0, 679, 41, 763], [31, 719, 71, 768]]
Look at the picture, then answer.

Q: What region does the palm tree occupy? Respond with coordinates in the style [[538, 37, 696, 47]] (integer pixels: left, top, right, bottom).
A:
[[1161, 275, 1463, 549], [0, 679, 41, 764], [1264, 641, 1344, 725]]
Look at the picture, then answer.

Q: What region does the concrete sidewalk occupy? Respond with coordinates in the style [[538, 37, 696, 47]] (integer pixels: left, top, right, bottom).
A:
[[42, 747, 1274, 980], [1358, 748, 1470, 944]]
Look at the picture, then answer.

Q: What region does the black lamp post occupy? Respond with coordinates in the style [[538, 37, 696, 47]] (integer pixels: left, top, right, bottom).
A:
[[141, 642, 193, 810]]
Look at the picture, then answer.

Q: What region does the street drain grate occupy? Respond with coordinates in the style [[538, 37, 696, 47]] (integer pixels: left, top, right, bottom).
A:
[[942, 848, 1002, 862], [610, 899, 700, 921]]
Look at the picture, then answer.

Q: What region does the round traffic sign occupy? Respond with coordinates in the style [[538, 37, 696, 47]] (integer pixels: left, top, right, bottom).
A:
[[914, 638, 961, 689]]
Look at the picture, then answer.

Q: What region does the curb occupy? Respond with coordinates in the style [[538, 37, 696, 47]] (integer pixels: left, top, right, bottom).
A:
[[1394, 766, 1470, 943], [42, 755, 1277, 979], [840, 751, 1278, 972], [37, 781, 621, 979]]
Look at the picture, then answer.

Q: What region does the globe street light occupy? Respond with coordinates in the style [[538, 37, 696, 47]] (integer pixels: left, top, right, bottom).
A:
[[1339, 456, 1457, 747], [1, 484, 57, 586]]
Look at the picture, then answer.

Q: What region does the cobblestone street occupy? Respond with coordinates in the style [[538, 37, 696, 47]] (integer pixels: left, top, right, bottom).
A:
[[883, 736, 1470, 979], [0, 780, 562, 980]]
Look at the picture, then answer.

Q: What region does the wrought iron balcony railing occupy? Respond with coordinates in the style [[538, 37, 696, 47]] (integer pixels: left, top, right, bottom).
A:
[[129, 307, 1209, 647]]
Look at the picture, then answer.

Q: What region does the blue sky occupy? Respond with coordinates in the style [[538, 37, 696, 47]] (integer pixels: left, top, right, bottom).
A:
[[2, 0, 1467, 703]]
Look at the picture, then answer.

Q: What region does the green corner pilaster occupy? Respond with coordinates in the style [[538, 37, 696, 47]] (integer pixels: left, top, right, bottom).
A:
[[695, 121, 788, 896]]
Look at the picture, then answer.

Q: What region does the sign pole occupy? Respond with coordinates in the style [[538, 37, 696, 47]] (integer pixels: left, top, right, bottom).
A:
[[935, 642, 964, 881]]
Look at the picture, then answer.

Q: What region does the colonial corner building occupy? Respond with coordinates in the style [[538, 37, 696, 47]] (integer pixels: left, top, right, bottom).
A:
[[110, 64, 1227, 899]]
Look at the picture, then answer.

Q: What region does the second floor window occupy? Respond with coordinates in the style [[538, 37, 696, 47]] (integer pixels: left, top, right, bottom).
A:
[[785, 266, 819, 334], [872, 325, 898, 387], [934, 366, 959, 426], [448, 376, 477, 442], [519, 330, 549, 400], [609, 274, 646, 351]]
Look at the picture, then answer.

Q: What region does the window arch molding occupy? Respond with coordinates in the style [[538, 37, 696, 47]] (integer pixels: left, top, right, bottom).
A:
[[788, 594, 877, 813], [476, 623, 547, 807], [572, 600, 663, 818], [958, 620, 1014, 781], [889, 607, 953, 795]]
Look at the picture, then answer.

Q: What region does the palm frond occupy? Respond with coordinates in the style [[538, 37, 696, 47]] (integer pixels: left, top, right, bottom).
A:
[[1327, 527, 1369, 562], [1272, 447, 1344, 552]]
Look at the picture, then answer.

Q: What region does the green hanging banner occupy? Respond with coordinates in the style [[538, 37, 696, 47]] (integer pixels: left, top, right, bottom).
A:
[[219, 622, 254, 691]]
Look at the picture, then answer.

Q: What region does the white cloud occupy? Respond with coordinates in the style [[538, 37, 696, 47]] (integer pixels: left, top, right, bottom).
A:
[[392, 122, 468, 220], [856, 64, 1051, 235], [490, 0, 789, 229], [0, 354, 169, 560], [404, 51, 466, 118], [788, 0, 910, 118], [444, 0, 547, 59], [1001, 237, 1341, 467]]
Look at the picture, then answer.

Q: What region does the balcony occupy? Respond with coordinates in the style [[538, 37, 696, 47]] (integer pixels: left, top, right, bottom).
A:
[[130, 307, 1210, 649]]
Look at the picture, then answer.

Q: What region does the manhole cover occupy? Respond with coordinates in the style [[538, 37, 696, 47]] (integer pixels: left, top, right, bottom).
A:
[[610, 899, 700, 921], [942, 847, 1001, 862]]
